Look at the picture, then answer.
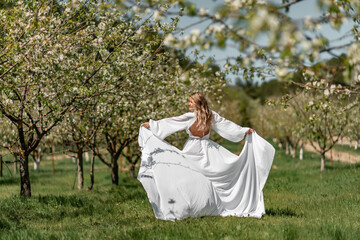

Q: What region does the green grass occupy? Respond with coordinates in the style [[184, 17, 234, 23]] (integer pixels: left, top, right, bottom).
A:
[[333, 144, 360, 155], [1, 142, 360, 240], [217, 138, 244, 153]]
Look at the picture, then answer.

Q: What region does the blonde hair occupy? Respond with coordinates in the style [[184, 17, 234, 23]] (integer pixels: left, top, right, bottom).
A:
[[189, 92, 213, 131]]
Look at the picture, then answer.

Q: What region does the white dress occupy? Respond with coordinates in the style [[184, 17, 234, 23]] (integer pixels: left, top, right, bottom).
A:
[[137, 110, 275, 221]]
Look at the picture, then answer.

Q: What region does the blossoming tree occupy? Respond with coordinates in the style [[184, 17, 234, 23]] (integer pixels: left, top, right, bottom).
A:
[[0, 0, 157, 196]]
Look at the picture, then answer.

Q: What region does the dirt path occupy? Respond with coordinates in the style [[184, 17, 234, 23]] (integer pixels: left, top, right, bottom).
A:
[[303, 143, 360, 164]]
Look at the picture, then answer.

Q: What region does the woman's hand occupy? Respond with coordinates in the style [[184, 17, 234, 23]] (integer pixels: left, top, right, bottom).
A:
[[246, 128, 254, 135], [141, 122, 150, 129]]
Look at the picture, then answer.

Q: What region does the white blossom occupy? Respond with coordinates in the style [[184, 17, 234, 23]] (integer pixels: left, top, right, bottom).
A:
[[213, 24, 225, 33], [191, 28, 201, 38], [132, 6, 140, 13], [164, 34, 176, 46], [229, 0, 244, 10], [214, 12, 222, 20], [275, 67, 287, 77], [305, 69, 315, 76], [268, 16, 279, 30], [153, 10, 163, 21], [312, 38, 322, 47], [301, 40, 311, 51], [304, 16, 312, 28], [324, 89, 330, 97], [330, 84, 336, 93], [98, 22, 106, 31], [199, 8, 209, 16]]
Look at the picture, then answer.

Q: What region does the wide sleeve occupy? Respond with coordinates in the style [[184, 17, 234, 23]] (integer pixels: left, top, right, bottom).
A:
[[211, 110, 250, 142], [148, 112, 194, 140]]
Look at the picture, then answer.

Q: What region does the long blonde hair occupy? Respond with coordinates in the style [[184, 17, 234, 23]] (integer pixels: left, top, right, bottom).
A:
[[189, 92, 213, 131]]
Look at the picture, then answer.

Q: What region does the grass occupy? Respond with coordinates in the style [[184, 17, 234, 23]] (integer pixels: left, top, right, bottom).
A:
[[333, 144, 360, 155], [0, 141, 360, 240]]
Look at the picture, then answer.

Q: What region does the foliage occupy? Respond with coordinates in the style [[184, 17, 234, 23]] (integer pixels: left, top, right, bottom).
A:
[[124, 0, 359, 95], [214, 85, 255, 127], [344, 105, 360, 145], [236, 78, 290, 104]]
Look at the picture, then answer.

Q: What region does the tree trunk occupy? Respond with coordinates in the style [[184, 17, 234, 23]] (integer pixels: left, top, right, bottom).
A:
[[19, 153, 31, 197], [85, 152, 89, 162], [14, 155, 17, 175], [355, 142, 358, 150], [320, 152, 326, 172], [330, 148, 333, 166], [299, 147, 303, 160], [285, 142, 289, 155], [129, 162, 135, 178], [119, 153, 123, 173], [77, 148, 84, 190], [89, 150, 95, 190], [111, 154, 119, 185], [51, 139, 55, 175], [0, 155, 3, 177], [34, 160, 40, 171], [33, 148, 41, 171]]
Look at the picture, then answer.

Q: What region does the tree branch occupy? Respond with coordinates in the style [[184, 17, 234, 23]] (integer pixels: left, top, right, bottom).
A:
[[93, 147, 111, 167], [0, 62, 19, 80], [25, 110, 41, 137], [277, 0, 305, 9], [320, 41, 355, 53]]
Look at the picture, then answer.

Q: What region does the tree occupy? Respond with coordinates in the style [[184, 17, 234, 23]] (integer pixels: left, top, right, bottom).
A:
[[60, 103, 99, 189], [345, 107, 360, 150], [0, 0, 150, 196], [0, 116, 19, 173], [122, 143, 141, 178]]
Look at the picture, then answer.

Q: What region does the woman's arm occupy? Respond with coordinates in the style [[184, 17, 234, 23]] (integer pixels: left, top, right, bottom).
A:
[[141, 112, 194, 140], [211, 110, 252, 142]]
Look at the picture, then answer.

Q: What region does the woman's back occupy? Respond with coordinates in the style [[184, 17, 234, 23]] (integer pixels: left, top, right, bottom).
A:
[[189, 120, 210, 137]]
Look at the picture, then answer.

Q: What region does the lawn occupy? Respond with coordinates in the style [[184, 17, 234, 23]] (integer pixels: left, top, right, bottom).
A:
[[0, 141, 360, 240], [333, 144, 360, 155]]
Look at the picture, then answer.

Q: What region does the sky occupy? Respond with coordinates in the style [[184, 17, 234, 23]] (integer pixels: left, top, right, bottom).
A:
[[169, 0, 354, 84]]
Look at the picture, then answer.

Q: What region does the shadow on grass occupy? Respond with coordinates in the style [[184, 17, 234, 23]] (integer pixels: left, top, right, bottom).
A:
[[38, 194, 86, 207], [320, 162, 360, 171], [266, 207, 303, 217], [0, 217, 11, 230], [0, 177, 18, 185], [0, 194, 96, 225]]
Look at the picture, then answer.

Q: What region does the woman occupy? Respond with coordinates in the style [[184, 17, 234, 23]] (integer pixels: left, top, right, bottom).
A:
[[138, 92, 275, 221]]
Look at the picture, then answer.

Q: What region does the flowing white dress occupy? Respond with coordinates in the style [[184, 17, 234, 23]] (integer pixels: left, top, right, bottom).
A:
[[137, 110, 275, 221]]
